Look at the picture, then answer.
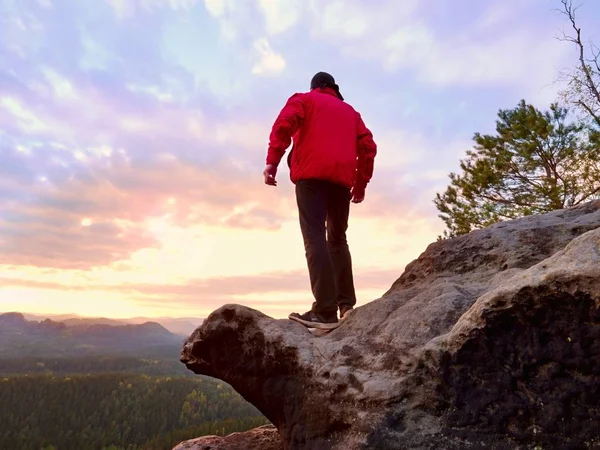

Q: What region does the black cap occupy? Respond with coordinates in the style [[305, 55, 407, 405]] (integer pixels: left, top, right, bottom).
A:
[[310, 71, 344, 101]]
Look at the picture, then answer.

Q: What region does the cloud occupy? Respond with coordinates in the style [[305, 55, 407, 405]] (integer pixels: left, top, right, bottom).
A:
[[2, 52, 270, 156], [0, 267, 401, 309], [307, 0, 368, 39], [1, 97, 49, 132], [202, 0, 243, 40], [164, 0, 201, 9], [41, 68, 78, 100], [0, 80, 296, 272], [221, 204, 285, 230], [0, 2, 294, 271], [251, 38, 286, 76], [382, 25, 568, 89], [37, 0, 53, 9], [257, 0, 303, 35], [299, 0, 569, 96], [105, 0, 134, 19], [0, 147, 295, 269], [106, 0, 201, 19], [306, 0, 418, 42], [0, 147, 156, 269], [0, 217, 157, 270], [203, 0, 227, 17]]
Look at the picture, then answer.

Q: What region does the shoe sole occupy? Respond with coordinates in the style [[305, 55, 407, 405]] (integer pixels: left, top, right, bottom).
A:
[[340, 309, 354, 321], [310, 328, 332, 337], [288, 314, 340, 330]]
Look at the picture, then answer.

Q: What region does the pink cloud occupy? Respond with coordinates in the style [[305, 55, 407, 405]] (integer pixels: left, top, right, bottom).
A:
[[0, 141, 295, 269], [0, 267, 400, 313], [0, 267, 399, 295]]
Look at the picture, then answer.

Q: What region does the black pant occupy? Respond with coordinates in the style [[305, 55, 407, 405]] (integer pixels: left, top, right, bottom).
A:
[[295, 179, 357, 318]]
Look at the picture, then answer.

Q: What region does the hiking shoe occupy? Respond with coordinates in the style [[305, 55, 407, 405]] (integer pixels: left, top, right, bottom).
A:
[[288, 310, 339, 330], [339, 304, 354, 320]]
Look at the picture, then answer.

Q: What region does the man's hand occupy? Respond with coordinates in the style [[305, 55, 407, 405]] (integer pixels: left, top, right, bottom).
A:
[[351, 186, 365, 203], [263, 164, 277, 186]]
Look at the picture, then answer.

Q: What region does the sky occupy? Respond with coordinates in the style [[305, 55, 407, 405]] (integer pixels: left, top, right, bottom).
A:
[[1, 0, 599, 320]]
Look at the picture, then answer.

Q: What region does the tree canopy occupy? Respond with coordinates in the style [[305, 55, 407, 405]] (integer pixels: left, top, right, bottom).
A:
[[434, 100, 600, 237], [0, 372, 268, 450]]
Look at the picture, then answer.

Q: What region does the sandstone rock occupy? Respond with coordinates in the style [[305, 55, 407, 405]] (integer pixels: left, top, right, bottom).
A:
[[180, 201, 600, 450], [173, 424, 282, 450]]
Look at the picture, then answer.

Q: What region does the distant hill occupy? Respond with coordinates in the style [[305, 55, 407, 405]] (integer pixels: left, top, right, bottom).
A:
[[61, 317, 127, 327], [0, 312, 185, 358], [127, 316, 203, 336], [21, 312, 204, 336]]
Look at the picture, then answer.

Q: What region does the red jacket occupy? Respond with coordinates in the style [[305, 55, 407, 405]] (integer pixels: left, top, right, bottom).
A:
[[266, 87, 377, 192]]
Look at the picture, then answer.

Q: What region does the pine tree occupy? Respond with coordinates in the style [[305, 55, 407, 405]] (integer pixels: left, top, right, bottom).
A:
[[434, 100, 600, 237]]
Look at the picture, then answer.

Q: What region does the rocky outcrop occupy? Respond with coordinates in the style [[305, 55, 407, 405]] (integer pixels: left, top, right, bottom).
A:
[[180, 201, 600, 450], [173, 425, 282, 450]]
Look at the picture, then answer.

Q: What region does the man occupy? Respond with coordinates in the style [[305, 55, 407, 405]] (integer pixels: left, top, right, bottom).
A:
[[263, 72, 377, 330]]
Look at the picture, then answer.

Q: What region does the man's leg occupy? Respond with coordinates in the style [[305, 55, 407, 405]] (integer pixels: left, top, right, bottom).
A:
[[295, 180, 338, 319], [326, 182, 357, 311]]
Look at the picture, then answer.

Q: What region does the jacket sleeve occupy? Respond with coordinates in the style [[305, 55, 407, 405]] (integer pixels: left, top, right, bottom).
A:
[[266, 93, 305, 167], [354, 113, 377, 191]]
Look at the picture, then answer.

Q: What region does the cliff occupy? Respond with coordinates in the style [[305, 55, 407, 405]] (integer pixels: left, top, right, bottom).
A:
[[179, 201, 600, 449]]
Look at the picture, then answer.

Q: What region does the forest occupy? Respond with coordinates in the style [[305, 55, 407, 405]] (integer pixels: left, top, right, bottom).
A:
[[0, 313, 270, 450], [0, 372, 269, 450], [0, 356, 192, 377]]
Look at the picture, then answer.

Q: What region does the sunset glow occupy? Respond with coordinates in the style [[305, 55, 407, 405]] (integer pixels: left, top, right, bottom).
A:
[[1, 0, 598, 320]]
